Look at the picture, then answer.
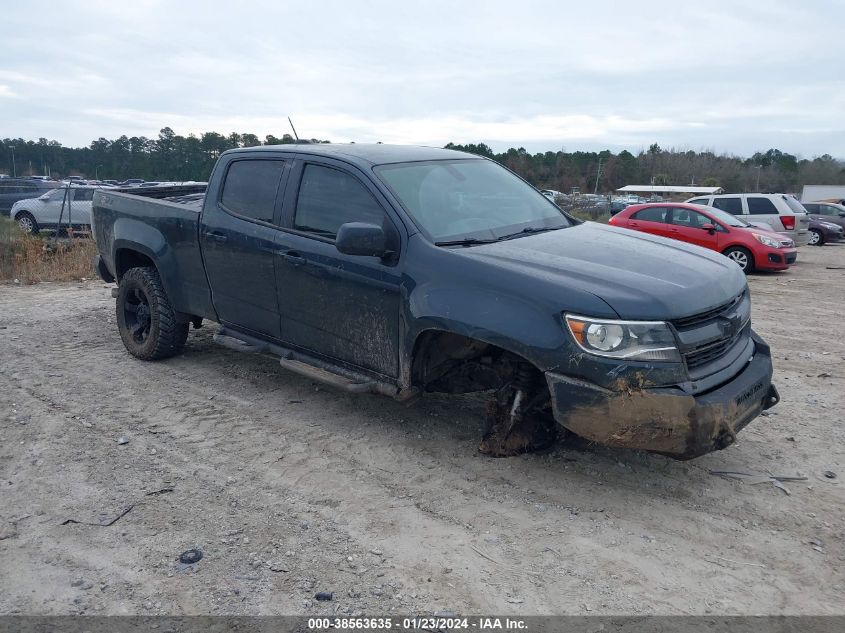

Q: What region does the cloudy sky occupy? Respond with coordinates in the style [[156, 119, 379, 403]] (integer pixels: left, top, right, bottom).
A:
[[1, 0, 843, 157]]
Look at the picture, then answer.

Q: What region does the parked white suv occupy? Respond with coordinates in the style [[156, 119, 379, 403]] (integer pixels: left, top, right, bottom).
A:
[[10, 186, 100, 234], [685, 193, 811, 246]]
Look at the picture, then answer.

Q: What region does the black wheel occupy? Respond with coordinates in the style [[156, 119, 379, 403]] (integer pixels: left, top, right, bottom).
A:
[[723, 246, 755, 273], [16, 212, 39, 234], [808, 229, 824, 246], [116, 266, 189, 360]]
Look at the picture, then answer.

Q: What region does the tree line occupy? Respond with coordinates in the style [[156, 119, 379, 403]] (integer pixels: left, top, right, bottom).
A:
[[2, 128, 843, 193]]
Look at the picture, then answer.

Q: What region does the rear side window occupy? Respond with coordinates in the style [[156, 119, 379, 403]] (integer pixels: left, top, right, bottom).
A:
[[712, 197, 743, 215], [632, 207, 668, 222], [784, 196, 807, 214], [803, 203, 819, 213], [73, 189, 94, 202], [294, 164, 386, 238], [687, 198, 709, 206], [220, 159, 285, 223], [747, 197, 778, 215]]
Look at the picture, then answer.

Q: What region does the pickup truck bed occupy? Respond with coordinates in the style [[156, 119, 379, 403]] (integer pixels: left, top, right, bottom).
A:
[[92, 185, 215, 320]]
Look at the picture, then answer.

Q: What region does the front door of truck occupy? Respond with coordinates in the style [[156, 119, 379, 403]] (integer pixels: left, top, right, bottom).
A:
[[200, 156, 291, 339], [273, 159, 402, 378]]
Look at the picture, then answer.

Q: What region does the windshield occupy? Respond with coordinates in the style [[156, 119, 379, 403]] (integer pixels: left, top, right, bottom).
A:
[[375, 159, 571, 243], [704, 206, 750, 227]]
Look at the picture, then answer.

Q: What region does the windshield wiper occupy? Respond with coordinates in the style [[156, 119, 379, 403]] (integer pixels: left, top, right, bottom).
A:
[[434, 237, 498, 247], [497, 225, 564, 241]]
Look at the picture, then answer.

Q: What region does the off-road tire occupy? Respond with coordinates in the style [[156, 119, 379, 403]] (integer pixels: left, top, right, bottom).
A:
[[116, 266, 189, 360], [809, 229, 824, 246], [16, 212, 39, 234], [723, 246, 755, 273]]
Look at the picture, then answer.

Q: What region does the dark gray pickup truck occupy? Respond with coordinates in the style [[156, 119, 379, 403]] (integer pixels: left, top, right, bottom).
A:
[[92, 144, 779, 459]]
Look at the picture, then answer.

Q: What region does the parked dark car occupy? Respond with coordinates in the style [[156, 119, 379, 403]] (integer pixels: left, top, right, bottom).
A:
[[91, 144, 779, 460], [802, 202, 845, 233], [806, 217, 844, 246], [0, 178, 59, 216]]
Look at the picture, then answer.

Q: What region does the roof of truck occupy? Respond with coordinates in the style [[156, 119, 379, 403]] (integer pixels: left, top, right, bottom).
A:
[[225, 143, 474, 166]]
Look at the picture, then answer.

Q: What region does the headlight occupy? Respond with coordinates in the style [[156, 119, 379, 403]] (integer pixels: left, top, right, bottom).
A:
[[752, 233, 780, 248], [565, 315, 681, 362]]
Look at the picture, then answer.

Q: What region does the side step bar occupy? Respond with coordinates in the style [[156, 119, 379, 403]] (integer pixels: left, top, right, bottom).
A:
[[213, 326, 418, 401]]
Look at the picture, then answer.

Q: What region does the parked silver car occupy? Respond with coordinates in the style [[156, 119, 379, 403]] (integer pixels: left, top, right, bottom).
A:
[[10, 186, 102, 234], [686, 193, 811, 246]]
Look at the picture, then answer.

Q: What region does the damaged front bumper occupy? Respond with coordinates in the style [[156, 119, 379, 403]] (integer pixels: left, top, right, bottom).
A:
[[545, 336, 779, 459]]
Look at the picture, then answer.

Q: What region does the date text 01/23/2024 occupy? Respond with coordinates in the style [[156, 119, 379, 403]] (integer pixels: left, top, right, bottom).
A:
[[306, 617, 528, 630]]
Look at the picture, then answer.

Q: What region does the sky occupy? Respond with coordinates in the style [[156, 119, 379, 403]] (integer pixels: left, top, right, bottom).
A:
[[1, 0, 844, 158]]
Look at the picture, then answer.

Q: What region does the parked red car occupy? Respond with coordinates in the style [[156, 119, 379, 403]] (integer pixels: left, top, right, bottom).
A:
[[609, 203, 798, 273]]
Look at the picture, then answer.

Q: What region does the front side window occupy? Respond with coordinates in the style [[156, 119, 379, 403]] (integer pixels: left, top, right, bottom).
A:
[[712, 197, 743, 215], [375, 159, 570, 242], [220, 159, 285, 223], [747, 197, 778, 215], [632, 207, 669, 222], [820, 205, 839, 216], [294, 164, 386, 238], [671, 208, 710, 228]]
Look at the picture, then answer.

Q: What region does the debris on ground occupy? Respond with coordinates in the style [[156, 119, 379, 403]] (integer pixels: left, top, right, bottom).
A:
[[61, 505, 134, 527], [823, 471, 837, 480], [116, 436, 129, 445], [178, 549, 203, 564], [709, 470, 808, 495], [314, 591, 333, 601]]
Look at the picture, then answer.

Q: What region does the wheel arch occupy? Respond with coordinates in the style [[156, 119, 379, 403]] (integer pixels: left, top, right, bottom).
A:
[[407, 327, 545, 394]]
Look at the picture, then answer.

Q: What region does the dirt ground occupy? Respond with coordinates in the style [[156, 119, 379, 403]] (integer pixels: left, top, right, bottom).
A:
[[1, 243, 843, 617]]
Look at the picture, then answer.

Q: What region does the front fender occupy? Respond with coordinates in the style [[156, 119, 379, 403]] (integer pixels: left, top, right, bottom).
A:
[[406, 284, 573, 374]]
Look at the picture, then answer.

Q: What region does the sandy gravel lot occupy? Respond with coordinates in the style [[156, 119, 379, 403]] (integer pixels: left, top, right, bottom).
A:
[[1, 242, 843, 617]]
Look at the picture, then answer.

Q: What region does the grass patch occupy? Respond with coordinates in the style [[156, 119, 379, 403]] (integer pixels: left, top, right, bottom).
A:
[[0, 217, 98, 284]]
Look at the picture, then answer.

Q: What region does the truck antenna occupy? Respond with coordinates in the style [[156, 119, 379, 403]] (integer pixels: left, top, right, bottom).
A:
[[288, 117, 300, 142]]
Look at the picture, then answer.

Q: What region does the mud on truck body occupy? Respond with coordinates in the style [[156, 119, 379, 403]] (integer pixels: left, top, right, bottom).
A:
[[91, 144, 779, 459]]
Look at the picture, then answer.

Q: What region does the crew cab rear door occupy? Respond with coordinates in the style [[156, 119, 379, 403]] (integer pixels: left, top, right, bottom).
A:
[[273, 157, 402, 378], [200, 154, 292, 339]]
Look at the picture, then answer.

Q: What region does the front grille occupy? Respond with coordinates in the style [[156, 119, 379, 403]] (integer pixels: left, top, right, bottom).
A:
[[673, 290, 750, 372], [672, 291, 744, 329], [683, 326, 746, 369]]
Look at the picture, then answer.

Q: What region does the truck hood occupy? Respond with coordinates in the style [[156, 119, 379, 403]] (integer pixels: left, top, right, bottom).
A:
[[458, 222, 747, 320]]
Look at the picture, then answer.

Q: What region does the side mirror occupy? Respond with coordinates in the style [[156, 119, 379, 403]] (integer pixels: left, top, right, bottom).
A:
[[701, 223, 716, 234], [335, 222, 387, 257]]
